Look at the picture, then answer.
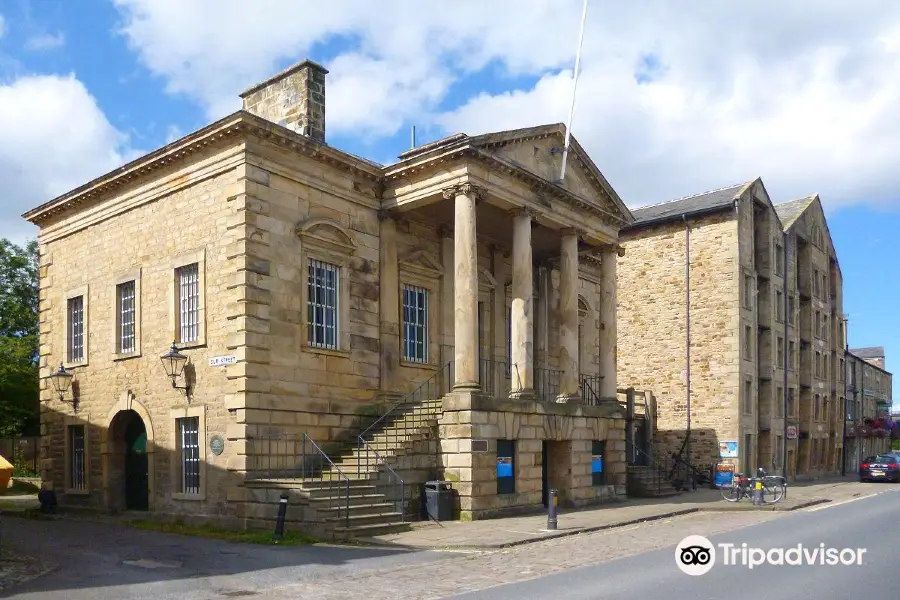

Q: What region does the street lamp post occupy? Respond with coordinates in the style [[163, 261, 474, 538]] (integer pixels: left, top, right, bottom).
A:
[[48, 362, 76, 412], [160, 342, 191, 399]]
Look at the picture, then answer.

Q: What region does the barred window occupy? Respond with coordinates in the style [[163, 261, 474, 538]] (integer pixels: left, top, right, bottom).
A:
[[68, 425, 86, 490], [67, 296, 84, 363], [117, 281, 136, 353], [177, 417, 200, 495], [402, 284, 428, 363], [176, 263, 200, 343], [307, 259, 339, 349]]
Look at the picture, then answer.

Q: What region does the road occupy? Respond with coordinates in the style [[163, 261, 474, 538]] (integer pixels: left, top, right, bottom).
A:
[[4, 483, 896, 599], [450, 486, 900, 600]]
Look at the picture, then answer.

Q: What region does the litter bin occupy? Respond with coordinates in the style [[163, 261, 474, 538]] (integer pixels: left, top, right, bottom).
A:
[[423, 480, 454, 521]]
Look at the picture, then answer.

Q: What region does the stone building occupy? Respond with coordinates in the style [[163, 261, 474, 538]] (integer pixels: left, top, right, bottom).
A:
[[23, 59, 634, 535], [844, 347, 893, 469], [617, 179, 846, 481]]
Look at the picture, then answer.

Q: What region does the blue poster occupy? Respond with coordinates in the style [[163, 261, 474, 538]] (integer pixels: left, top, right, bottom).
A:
[[714, 463, 735, 488], [591, 455, 603, 474], [719, 441, 739, 458], [497, 456, 513, 478]]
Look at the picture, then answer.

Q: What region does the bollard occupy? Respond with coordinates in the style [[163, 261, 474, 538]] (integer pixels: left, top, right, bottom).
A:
[[752, 479, 763, 506], [547, 489, 558, 530], [273, 493, 289, 541]]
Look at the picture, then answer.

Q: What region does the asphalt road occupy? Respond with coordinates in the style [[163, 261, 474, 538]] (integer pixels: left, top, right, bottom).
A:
[[2, 515, 450, 599], [450, 486, 900, 600]]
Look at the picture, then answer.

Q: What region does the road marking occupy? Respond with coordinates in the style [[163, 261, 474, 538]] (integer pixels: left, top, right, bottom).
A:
[[806, 493, 881, 512]]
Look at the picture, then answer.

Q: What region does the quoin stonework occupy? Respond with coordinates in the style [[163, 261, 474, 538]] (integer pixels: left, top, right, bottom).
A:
[[616, 179, 890, 481], [23, 59, 637, 537]]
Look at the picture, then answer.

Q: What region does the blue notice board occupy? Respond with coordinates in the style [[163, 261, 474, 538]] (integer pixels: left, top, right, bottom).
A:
[[591, 454, 603, 474], [497, 456, 513, 478], [714, 463, 735, 488]]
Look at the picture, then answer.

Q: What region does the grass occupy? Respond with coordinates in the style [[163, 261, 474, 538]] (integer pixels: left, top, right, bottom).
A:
[[128, 520, 317, 546]]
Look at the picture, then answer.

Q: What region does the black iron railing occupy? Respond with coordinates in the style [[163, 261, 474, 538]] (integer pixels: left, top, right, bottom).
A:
[[357, 438, 408, 521], [480, 358, 512, 399], [245, 432, 350, 528], [580, 374, 604, 406], [626, 438, 675, 496], [535, 366, 563, 402]]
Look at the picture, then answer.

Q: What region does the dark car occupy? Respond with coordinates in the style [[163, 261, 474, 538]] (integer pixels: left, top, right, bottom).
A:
[[859, 454, 900, 482]]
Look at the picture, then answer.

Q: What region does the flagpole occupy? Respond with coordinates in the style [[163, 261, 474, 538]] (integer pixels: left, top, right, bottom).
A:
[[559, 0, 589, 183]]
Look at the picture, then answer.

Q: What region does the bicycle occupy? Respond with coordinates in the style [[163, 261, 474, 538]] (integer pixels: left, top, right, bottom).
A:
[[720, 468, 785, 504]]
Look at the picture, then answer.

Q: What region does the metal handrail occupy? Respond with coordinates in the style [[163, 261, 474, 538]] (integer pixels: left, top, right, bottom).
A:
[[580, 375, 603, 406], [357, 437, 407, 521], [359, 362, 452, 441], [626, 438, 674, 495], [302, 433, 351, 528]]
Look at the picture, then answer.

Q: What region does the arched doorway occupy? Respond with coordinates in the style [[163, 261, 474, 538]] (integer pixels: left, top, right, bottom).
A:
[[107, 410, 149, 511]]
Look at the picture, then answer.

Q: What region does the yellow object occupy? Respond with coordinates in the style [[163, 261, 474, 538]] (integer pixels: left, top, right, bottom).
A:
[[0, 454, 13, 490], [755, 481, 762, 490], [553, 496, 558, 507]]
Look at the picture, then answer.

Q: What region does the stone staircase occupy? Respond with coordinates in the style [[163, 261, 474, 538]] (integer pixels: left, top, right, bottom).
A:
[[626, 465, 681, 497], [245, 398, 444, 539]]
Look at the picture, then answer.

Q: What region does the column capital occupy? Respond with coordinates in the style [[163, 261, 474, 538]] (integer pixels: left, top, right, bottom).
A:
[[559, 226, 589, 240], [442, 182, 484, 201], [377, 208, 395, 222], [509, 206, 540, 220]]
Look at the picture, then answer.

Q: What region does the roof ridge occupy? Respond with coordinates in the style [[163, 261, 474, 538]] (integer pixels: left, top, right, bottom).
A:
[[774, 194, 816, 206], [634, 181, 747, 211]]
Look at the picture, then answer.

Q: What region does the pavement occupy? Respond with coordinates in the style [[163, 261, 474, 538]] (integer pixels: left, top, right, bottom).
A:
[[357, 475, 862, 550], [0, 477, 892, 599], [446, 483, 900, 600]]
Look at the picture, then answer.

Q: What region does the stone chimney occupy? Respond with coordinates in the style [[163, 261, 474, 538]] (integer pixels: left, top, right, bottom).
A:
[[240, 59, 328, 142]]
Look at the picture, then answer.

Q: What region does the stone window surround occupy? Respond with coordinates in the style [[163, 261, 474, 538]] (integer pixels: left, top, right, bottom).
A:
[[775, 287, 784, 323], [743, 324, 753, 360], [398, 253, 442, 368], [297, 218, 357, 358], [743, 378, 753, 415], [63, 284, 89, 369], [169, 404, 207, 501], [169, 248, 207, 350], [112, 268, 142, 360], [742, 272, 753, 309], [63, 414, 90, 495]]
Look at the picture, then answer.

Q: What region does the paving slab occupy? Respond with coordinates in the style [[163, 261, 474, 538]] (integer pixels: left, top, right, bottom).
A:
[[357, 477, 871, 550]]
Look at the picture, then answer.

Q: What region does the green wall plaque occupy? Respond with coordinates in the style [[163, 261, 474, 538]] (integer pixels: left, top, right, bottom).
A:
[[210, 435, 225, 456]]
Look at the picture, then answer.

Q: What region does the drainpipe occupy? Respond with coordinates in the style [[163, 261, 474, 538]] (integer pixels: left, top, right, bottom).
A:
[[783, 231, 789, 478], [841, 318, 848, 476], [683, 214, 693, 489]]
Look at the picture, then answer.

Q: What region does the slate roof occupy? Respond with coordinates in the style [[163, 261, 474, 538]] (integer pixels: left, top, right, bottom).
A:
[[849, 347, 885, 360], [626, 181, 750, 229], [773, 195, 816, 230]]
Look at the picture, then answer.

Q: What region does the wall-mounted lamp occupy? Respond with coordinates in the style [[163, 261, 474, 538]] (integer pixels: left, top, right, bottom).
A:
[[48, 362, 77, 412], [160, 341, 191, 399]]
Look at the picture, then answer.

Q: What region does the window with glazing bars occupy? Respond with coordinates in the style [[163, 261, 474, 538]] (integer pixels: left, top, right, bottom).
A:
[[68, 425, 86, 490], [177, 417, 200, 494], [117, 281, 136, 353], [402, 284, 428, 363], [307, 259, 338, 349], [67, 296, 84, 363], [176, 263, 199, 343]]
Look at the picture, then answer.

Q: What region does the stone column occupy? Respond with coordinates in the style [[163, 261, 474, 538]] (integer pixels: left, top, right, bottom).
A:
[[444, 183, 481, 390], [599, 246, 618, 398], [378, 212, 400, 396], [509, 208, 535, 398], [558, 230, 581, 401], [440, 230, 455, 368]]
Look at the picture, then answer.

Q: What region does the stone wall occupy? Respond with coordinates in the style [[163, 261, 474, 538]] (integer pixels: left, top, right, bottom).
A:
[[437, 393, 626, 520], [37, 142, 247, 516], [617, 211, 741, 468]]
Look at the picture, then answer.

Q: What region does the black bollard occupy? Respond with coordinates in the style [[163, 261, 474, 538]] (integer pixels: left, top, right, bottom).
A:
[[547, 489, 558, 530], [273, 493, 289, 541]]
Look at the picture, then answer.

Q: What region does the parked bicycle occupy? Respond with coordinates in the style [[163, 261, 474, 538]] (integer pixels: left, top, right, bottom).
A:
[[720, 467, 786, 504]]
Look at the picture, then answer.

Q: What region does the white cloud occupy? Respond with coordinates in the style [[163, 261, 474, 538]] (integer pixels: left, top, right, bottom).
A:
[[24, 32, 66, 51], [0, 75, 136, 244], [110, 1, 900, 210]]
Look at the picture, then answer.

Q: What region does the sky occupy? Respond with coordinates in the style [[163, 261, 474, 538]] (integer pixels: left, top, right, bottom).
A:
[[0, 0, 898, 399]]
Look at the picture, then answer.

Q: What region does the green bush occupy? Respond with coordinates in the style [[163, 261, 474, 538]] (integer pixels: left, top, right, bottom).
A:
[[11, 453, 38, 478]]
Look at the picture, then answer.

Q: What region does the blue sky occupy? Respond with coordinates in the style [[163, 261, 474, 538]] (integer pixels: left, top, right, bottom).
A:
[[1, 1, 898, 399]]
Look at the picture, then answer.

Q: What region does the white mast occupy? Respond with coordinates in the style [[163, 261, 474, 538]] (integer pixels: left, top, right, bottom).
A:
[[558, 0, 589, 183]]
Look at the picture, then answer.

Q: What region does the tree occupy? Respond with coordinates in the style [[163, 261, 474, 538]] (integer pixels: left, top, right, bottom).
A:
[[0, 238, 39, 437]]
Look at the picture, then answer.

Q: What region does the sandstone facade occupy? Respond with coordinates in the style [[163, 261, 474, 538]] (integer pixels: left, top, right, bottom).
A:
[[25, 59, 634, 527], [617, 179, 850, 481]]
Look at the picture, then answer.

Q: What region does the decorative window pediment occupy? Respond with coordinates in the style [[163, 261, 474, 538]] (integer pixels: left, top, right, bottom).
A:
[[295, 218, 358, 255], [399, 249, 443, 279]]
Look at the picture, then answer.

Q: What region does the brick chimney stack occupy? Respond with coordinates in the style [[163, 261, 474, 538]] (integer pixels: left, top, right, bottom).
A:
[[240, 59, 328, 143]]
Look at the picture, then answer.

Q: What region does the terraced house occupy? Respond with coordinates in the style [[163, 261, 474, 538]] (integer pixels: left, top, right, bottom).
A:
[[24, 59, 634, 537], [617, 179, 847, 482], [844, 347, 893, 469]]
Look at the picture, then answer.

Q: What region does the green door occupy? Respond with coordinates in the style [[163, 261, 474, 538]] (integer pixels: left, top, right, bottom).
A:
[[124, 418, 149, 511]]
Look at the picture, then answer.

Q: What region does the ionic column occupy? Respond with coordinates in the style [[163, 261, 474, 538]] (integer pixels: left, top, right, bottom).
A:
[[599, 245, 619, 398], [558, 229, 581, 401], [509, 208, 536, 399], [444, 183, 481, 390]]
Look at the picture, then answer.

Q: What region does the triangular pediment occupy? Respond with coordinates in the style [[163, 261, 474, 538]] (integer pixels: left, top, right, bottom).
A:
[[468, 124, 633, 225], [399, 249, 443, 277]]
